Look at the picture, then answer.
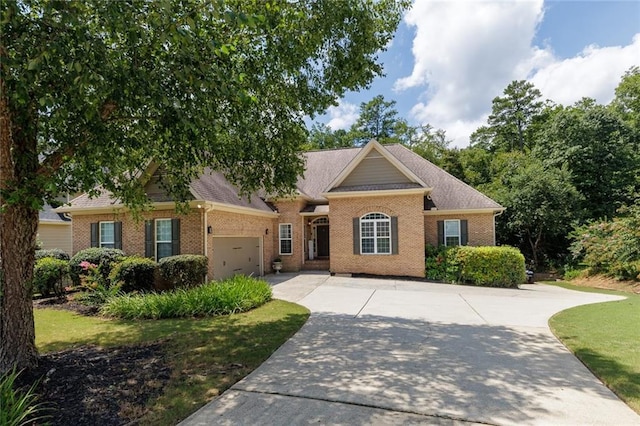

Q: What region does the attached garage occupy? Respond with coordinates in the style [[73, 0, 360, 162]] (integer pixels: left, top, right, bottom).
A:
[[212, 237, 262, 280]]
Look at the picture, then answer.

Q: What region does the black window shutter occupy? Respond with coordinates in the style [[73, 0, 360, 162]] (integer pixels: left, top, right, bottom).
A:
[[144, 220, 154, 259], [352, 218, 360, 255], [90, 223, 99, 247], [114, 221, 123, 250], [461, 220, 469, 245], [171, 218, 181, 255], [437, 220, 444, 245], [391, 216, 399, 255]]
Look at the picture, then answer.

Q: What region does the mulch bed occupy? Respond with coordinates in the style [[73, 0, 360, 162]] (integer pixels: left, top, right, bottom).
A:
[[14, 299, 173, 426]]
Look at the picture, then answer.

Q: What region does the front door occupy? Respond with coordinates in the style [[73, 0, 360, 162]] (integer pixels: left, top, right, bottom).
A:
[[316, 225, 330, 258]]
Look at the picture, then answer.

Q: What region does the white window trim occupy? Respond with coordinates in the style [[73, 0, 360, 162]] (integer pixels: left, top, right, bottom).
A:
[[444, 219, 461, 247], [279, 223, 293, 255], [99, 221, 115, 248], [155, 218, 172, 261], [360, 213, 392, 255]]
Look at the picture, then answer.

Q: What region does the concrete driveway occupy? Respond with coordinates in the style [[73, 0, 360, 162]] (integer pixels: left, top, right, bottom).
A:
[[182, 273, 640, 425]]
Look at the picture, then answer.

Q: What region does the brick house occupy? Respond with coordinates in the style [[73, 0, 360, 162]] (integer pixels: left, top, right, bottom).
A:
[[59, 140, 503, 279]]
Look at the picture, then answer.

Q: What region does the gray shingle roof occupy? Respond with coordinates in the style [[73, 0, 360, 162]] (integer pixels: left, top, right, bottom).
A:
[[67, 142, 501, 212], [40, 204, 71, 222]]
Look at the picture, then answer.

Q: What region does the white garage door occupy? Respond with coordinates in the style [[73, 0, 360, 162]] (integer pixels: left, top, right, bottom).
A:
[[212, 237, 262, 280]]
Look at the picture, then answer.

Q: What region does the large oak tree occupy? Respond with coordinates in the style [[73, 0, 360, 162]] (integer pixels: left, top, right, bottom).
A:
[[0, 0, 408, 372]]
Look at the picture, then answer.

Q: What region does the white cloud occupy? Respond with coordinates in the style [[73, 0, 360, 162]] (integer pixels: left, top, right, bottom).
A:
[[396, 0, 639, 147], [530, 34, 640, 106], [325, 102, 359, 130]]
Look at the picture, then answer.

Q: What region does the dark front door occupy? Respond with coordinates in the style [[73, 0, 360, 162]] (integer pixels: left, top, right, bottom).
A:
[[316, 225, 330, 258]]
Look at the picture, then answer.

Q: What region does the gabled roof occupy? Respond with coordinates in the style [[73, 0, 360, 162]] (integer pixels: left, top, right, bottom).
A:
[[299, 142, 502, 211], [39, 204, 71, 223], [62, 141, 502, 214]]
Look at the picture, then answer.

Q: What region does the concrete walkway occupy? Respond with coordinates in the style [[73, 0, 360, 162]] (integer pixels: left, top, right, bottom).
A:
[[182, 273, 640, 425]]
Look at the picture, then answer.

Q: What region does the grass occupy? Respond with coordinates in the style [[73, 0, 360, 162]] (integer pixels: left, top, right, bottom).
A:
[[35, 299, 309, 425], [547, 281, 640, 414]]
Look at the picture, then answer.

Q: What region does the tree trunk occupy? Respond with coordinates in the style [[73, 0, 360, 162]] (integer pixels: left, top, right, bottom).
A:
[[0, 204, 39, 373], [0, 78, 39, 373]]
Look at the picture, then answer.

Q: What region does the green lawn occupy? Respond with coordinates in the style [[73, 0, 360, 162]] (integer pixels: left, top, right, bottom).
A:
[[547, 281, 640, 414], [35, 299, 309, 425]]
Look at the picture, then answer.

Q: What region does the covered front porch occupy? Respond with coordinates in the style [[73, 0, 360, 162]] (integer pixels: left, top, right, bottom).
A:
[[301, 210, 330, 271]]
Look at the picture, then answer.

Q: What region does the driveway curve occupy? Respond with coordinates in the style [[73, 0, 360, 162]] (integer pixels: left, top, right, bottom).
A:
[[182, 273, 639, 425]]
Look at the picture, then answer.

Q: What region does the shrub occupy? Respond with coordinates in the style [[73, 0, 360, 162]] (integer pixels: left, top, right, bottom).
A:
[[425, 245, 459, 282], [35, 248, 70, 261], [109, 257, 157, 293], [563, 267, 587, 281], [69, 248, 125, 286], [454, 246, 525, 288], [157, 254, 208, 289], [0, 368, 49, 426], [32, 257, 70, 297], [102, 275, 272, 319]]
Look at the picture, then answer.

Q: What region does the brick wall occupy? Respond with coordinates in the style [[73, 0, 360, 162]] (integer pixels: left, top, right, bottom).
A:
[[329, 194, 426, 278], [424, 213, 496, 247], [206, 210, 276, 276], [272, 199, 306, 272], [71, 208, 204, 257]]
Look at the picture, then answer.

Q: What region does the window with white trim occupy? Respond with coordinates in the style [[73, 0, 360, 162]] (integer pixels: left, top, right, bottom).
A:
[[444, 219, 461, 246], [360, 213, 391, 254], [156, 219, 173, 260], [99, 221, 115, 248], [279, 223, 293, 255]]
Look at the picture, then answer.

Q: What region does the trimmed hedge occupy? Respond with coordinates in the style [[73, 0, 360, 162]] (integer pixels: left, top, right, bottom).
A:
[[101, 275, 272, 319], [454, 246, 526, 288], [426, 245, 526, 288], [35, 248, 70, 261], [69, 247, 125, 285], [109, 257, 157, 293], [158, 254, 208, 289], [33, 257, 70, 297]]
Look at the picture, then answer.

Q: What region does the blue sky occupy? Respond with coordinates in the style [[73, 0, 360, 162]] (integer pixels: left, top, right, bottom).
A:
[[314, 0, 640, 147]]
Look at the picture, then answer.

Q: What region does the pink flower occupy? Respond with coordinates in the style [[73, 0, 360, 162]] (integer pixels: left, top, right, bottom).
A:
[[79, 261, 97, 271]]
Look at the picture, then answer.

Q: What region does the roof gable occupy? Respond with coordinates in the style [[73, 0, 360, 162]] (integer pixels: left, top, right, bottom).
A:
[[325, 140, 427, 192]]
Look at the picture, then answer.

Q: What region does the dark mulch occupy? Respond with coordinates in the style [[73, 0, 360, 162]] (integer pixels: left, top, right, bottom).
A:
[[14, 299, 172, 426]]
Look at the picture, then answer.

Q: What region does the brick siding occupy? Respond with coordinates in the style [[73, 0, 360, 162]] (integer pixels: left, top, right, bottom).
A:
[[424, 213, 496, 247], [329, 194, 426, 278]]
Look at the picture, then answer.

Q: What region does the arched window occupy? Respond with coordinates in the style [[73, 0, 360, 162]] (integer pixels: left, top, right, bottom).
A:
[[360, 213, 391, 254]]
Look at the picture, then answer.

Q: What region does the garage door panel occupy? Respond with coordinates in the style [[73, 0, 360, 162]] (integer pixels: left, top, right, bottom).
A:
[[213, 237, 261, 280]]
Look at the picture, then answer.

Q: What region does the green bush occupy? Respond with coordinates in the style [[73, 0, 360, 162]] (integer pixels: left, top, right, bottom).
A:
[[32, 257, 70, 297], [102, 275, 272, 319], [35, 248, 70, 261], [157, 254, 208, 289], [563, 267, 587, 281], [1, 367, 49, 426], [109, 257, 157, 293], [425, 245, 459, 282], [69, 248, 125, 286], [454, 246, 525, 288]]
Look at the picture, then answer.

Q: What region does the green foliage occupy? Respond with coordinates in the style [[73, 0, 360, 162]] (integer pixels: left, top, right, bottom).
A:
[[32, 257, 70, 297], [0, 367, 49, 426], [425, 245, 459, 282], [34, 248, 70, 261], [571, 203, 640, 281], [101, 275, 272, 319], [562, 267, 587, 281], [74, 280, 123, 308], [108, 257, 157, 293], [471, 80, 544, 152], [454, 246, 526, 288], [158, 255, 208, 289], [69, 248, 125, 285]]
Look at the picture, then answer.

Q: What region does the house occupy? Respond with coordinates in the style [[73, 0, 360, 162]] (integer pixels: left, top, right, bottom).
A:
[[38, 203, 72, 254], [58, 140, 504, 279]]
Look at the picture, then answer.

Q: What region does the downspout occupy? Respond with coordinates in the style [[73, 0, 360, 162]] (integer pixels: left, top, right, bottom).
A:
[[493, 209, 504, 246], [201, 203, 215, 281]]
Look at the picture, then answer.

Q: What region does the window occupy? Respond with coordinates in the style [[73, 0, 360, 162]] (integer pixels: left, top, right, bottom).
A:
[[99, 221, 115, 248], [444, 220, 461, 246], [91, 221, 122, 249], [156, 219, 173, 260], [279, 223, 293, 255], [360, 213, 391, 254]]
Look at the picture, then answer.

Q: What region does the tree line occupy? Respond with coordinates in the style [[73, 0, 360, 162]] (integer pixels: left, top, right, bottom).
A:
[[307, 67, 640, 269]]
